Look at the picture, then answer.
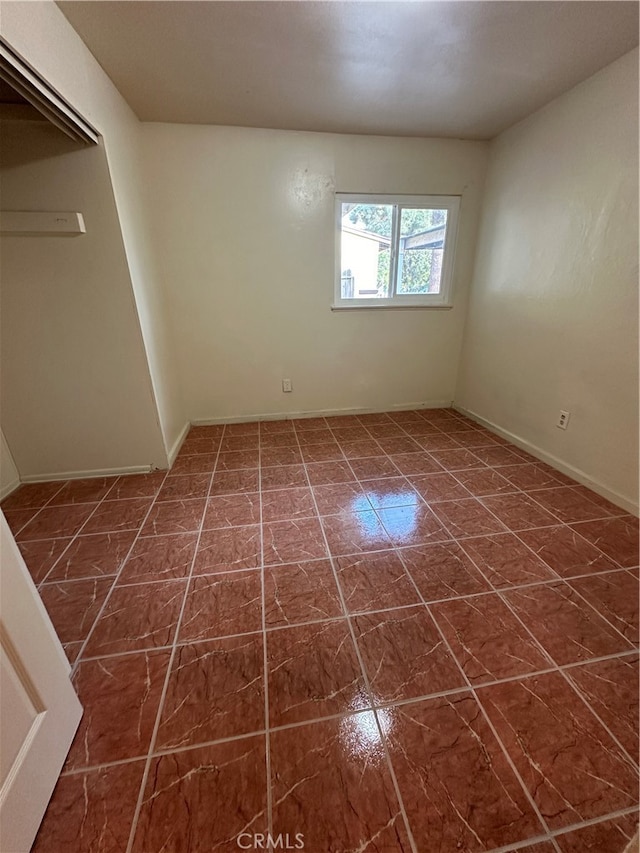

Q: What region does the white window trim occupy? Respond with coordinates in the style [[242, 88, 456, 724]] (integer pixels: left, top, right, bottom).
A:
[[333, 193, 461, 310]]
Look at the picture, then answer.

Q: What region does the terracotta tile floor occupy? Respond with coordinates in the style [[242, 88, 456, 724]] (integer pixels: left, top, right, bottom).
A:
[[3, 408, 638, 853]]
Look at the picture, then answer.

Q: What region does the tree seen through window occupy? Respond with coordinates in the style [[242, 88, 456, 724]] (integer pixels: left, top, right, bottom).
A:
[[347, 205, 447, 295]]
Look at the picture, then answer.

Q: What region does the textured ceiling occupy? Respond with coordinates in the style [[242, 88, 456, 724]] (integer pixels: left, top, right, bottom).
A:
[[58, 1, 639, 139]]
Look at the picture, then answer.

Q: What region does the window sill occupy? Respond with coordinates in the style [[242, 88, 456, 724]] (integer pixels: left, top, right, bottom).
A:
[[331, 303, 453, 311]]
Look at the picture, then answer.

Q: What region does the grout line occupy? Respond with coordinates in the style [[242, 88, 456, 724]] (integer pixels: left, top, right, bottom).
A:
[[549, 804, 640, 840], [15, 502, 110, 565], [32, 500, 168, 587], [53, 493, 167, 507], [17, 516, 638, 564], [14, 475, 625, 532], [509, 605, 640, 768], [35, 539, 78, 588], [523, 485, 629, 524], [58, 666, 640, 783], [393, 544, 558, 843], [68, 633, 639, 695], [483, 834, 558, 853], [10, 411, 637, 852], [124, 425, 224, 853], [559, 663, 640, 768], [32, 535, 636, 599], [257, 418, 274, 843], [1, 478, 81, 538], [450, 529, 640, 771], [60, 753, 150, 778], [450, 483, 627, 583], [291, 425, 421, 853], [66, 480, 170, 676], [36, 532, 638, 580], [58, 633, 640, 745], [560, 646, 639, 670], [562, 574, 638, 645], [485, 808, 640, 853], [152, 481, 627, 527], [511, 522, 628, 580], [152, 728, 267, 760]]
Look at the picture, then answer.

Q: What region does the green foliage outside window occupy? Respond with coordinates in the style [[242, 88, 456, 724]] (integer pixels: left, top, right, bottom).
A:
[[347, 205, 446, 294]]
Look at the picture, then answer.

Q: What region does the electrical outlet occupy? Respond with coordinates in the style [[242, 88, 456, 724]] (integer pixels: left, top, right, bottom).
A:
[[282, 379, 293, 393], [557, 410, 570, 430]]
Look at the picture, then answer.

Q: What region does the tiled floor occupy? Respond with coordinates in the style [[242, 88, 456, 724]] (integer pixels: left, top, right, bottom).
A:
[[3, 408, 638, 852]]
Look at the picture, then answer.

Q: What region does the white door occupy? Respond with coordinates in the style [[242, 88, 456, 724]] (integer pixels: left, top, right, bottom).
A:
[[0, 512, 82, 853]]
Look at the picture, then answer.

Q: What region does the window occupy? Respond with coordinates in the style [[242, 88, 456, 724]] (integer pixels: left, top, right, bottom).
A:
[[334, 194, 460, 309]]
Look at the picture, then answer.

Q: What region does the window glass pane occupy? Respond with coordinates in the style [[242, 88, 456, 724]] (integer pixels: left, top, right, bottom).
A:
[[396, 208, 448, 295], [340, 203, 392, 299]]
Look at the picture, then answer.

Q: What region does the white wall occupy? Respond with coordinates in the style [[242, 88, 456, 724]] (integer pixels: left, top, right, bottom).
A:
[[0, 1, 184, 463], [141, 125, 488, 421], [456, 50, 639, 510], [95, 105, 186, 459], [1, 431, 20, 499], [0, 121, 168, 478]]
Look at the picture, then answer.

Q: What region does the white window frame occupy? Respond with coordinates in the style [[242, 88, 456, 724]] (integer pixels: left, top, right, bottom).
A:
[[333, 193, 460, 310]]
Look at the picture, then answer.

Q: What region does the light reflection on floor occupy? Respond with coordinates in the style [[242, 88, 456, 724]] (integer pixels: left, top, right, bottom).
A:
[[339, 706, 394, 766], [358, 490, 419, 541]]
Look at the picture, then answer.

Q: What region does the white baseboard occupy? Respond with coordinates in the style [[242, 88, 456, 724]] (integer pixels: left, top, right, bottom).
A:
[[167, 422, 191, 467], [20, 464, 154, 484], [191, 400, 454, 426], [0, 477, 20, 501], [454, 405, 639, 517]]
